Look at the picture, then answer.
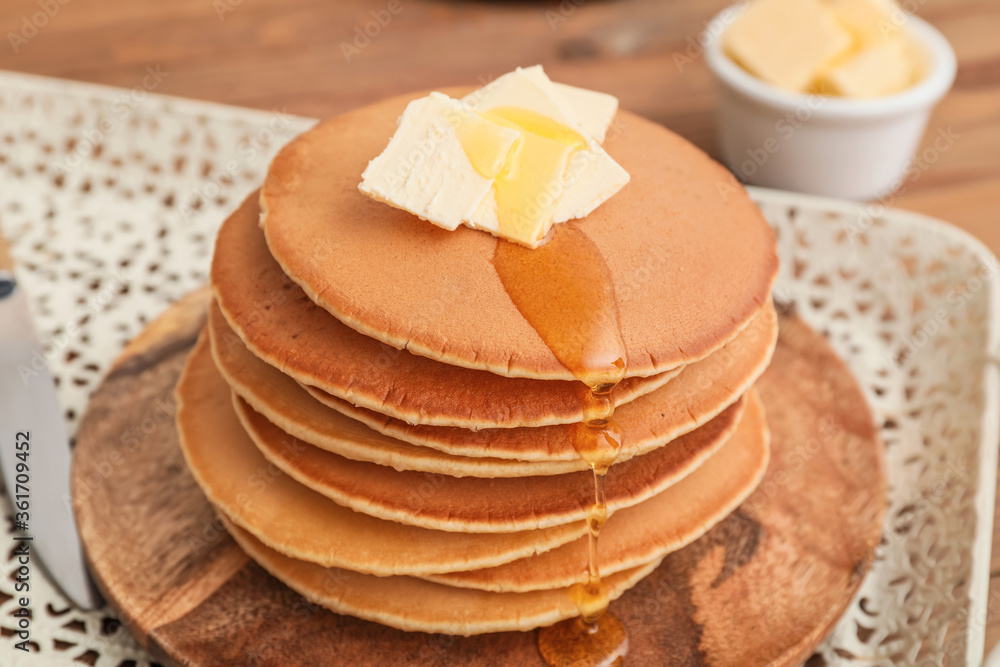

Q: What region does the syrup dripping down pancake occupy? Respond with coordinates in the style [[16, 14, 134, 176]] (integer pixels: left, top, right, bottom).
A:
[[423, 391, 769, 592], [213, 193, 680, 429], [303, 302, 777, 462], [211, 291, 776, 466], [260, 91, 778, 380], [197, 315, 882, 637], [221, 514, 663, 637], [235, 391, 749, 533]]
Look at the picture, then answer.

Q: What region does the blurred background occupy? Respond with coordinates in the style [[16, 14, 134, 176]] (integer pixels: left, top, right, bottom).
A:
[[0, 0, 995, 245]]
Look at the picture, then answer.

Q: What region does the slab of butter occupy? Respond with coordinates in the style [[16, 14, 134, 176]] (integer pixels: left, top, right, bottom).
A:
[[357, 93, 518, 231], [724, 0, 853, 92], [549, 82, 619, 143], [724, 0, 917, 98], [359, 67, 629, 248], [830, 0, 904, 47], [820, 37, 914, 97], [505, 65, 620, 143]]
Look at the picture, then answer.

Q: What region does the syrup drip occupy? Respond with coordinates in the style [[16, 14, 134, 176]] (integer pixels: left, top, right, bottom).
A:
[[492, 225, 628, 667]]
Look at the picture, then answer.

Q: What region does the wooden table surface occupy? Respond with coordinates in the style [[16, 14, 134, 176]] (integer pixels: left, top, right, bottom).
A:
[[2, 0, 999, 657]]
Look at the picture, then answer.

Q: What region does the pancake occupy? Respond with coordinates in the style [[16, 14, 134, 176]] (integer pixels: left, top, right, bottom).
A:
[[176, 333, 587, 575], [236, 392, 751, 533], [222, 515, 663, 636], [302, 301, 778, 462], [210, 295, 773, 471], [423, 391, 769, 592], [212, 193, 680, 429], [208, 299, 583, 478], [260, 90, 778, 380]]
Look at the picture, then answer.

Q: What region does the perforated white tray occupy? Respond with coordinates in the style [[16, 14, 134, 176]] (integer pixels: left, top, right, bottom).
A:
[[0, 70, 997, 666]]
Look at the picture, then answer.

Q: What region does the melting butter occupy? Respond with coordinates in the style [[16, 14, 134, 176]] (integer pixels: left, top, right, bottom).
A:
[[456, 106, 587, 246], [358, 66, 629, 248]]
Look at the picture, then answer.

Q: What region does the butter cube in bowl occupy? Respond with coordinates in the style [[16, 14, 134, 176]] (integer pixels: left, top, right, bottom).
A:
[[704, 0, 956, 200]]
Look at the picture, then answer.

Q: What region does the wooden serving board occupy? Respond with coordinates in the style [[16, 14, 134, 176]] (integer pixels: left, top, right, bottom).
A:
[[71, 288, 886, 667]]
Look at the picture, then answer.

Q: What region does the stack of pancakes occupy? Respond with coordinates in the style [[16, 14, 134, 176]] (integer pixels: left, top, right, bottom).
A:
[[175, 92, 780, 635]]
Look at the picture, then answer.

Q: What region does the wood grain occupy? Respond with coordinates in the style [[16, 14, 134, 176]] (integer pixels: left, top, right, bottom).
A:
[[71, 293, 885, 666]]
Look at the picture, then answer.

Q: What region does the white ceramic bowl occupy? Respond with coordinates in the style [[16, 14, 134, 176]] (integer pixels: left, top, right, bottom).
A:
[[704, 6, 957, 201]]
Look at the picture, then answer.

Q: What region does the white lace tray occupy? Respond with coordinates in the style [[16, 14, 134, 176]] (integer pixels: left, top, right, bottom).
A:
[[0, 70, 997, 667]]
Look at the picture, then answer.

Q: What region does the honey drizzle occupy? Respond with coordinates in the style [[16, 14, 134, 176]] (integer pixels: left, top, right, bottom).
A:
[[492, 225, 628, 667]]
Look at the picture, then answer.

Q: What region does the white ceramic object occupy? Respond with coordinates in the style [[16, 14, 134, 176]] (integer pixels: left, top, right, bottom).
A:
[[705, 6, 957, 201], [1, 71, 998, 666]]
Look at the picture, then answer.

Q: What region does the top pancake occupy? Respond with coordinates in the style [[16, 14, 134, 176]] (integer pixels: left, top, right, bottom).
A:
[[213, 193, 676, 429], [260, 89, 778, 380]]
